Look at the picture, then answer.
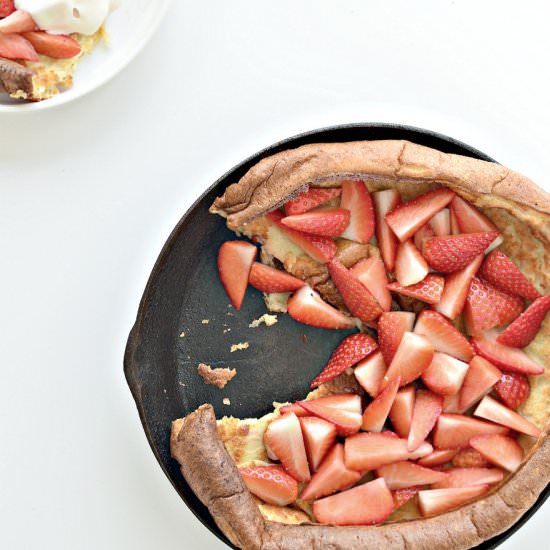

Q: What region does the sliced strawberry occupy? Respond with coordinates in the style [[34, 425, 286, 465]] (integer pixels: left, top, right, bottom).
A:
[[281, 208, 350, 237], [287, 286, 354, 330], [389, 386, 415, 439], [279, 402, 308, 417], [418, 485, 489, 516], [432, 414, 509, 449], [313, 477, 394, 526], [429, 208, 451, 236], [432, 467, 504, 489], [310, 333, 377, 388], [0, 10, 37, 33], [494, 373, 530, 410], [421, 353, 470, 396], [345, 432, 414, 471], [394, 240, 429, 286], [452, 448, 489, 468], [22, 30, 81, 59], [393, 487, 420, 509], [414, 310, 473, 361], [407, 390, 443, 452], [479, 250, 541, 301], [373, 189, 401, 271], [464, 277, 524, 335], [239, 465, 298, 506], [387, 274, 445, 305], [361, 376, 401, 432], [339, 180, 375, 244], [385, 188, 455, 242], [353, 351, 386, 398], [350, 257, 392, 311], [299, 399, 362, 437], [307, 393, 363, 414], [0, 0, 15, 18], [471, 330, 544, 375], [414, 223, 435, 251], [264, 412, 310, 482], [300, 443, 361, 501], [497, 296, 550, 348], [248, 262, 304, 293], [377, 461, 448, 490], [0, 32, 38, 61], [284, 187, 342, 216], [299, 416, 337, 472], [442, 393, 461, 413], [474, 396, 541, 437], [407, 441, 434, 460], [418, 449, 458, 467], [459, 356, 501, 412], [217, 241, 257, 309], [469, 434, 524, 472], [377, 311, 416, 366]]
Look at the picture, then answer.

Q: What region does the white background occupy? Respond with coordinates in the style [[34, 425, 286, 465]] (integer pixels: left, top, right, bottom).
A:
[[1, 1, 549, 548]]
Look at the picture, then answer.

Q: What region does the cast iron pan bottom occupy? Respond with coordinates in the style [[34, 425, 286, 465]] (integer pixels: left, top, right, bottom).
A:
[[124, 123, 549, 549]]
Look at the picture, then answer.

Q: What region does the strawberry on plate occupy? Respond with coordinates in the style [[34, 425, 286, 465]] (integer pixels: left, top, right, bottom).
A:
[[281, 208, 350, 237], [284, 188, 342, 216], [469, 434, 524, 472], [394, 240, 429, 286], [493, 373, 530, 410], [377, 311, 415, 366], [22, 31, 82, 59], [339, 180, 375, 244], [0, 0, 15, 17], [497, 296, 550, 348], [299, 395, 362, 437], [474, 396, 541, 437], [431, 467, 504, 489], [248, 262, 305, 293], [373, 189, 400, 271], [418, 485, 489, 516], [353, 351, 386, 398], [361, 376, 401, 432], [389, 386, 415, 439], [452, 448, 489, 468], [377, 461, 448, 490], [239, 465, 298, 506], [418, 449, 458, 467], [421, 353, 470, 396], [217, 240, 257, 309], [429, 208, 451, 236], [432, 414, 509, 449], [387, 274, 445, 305], [459, 356, 501, 412], [0, 32, 38, 61], [407, 390, 443, 452], [350, 257, 392, 311], [0, 9, 37, 33], [299, 416, 337, 472]]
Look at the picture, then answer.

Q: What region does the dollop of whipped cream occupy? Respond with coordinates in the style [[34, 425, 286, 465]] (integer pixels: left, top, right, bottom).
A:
[[14, 0, 121, 35]]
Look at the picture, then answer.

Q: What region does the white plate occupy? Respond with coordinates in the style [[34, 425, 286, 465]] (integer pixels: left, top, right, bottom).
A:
[[0, 0, 172, 113]]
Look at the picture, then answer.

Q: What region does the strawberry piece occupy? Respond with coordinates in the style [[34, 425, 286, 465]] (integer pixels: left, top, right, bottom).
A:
[[299, 416, 337, 472], [284, 187, 342, 216], [239, 465, 298, 506], [421, 353, 470, 396], [279, 402, 308, 417], [418, 449, 458, 467], [474, 396, 541, 437], [434, 254, 484, 319], [422, 232, 500, 273], [300, 443, 361, 501], [414, 223, 435, 250], [373, 189, 401, 271], [442, 393, 461, 413], [377, 311, 415, 366], [217, 241, 257, 309], [464, 277, 524, 335], [452, 448, 488, 468], [350, 257, 392, 311], [494, 373, 530, 410], [394, 240, 429, 286], [407, 442, 434, 460], [0, 10, 37, 33], [385, 188, 455, 242], [469, 434, 524, 472], [497, 296, 550, 348], [353, 351, 386, 398], [306, 393, 363, 414], [339, 180, 375, 244], [299, 398, 362, 437], [414, 310, 473, 361], [328, 259, 383, 323], [313, 477, 394, 526], [248, 262, 304, 293], [432, 467, 504, 489], [389, 386, 415, 438], [479, 250, 541, 301], [361, 376, 401, 432], [264, 413, 311, 482], [377, 461, 448, 490], [287, 286, 354, 330], [393, 487, 420, 509], [407, 390, 443, 452], [459, 356, 501, 412], [418, 485, 489, 516], [310, 333, 377, 388], [432, 414, 509, 449], [387, 274, 445, 305], [281, 208, 350, 237], [471, 330, 544, 375], [429, 208, 451, 236], [0, 0, 15, 17], [0, 32, 38, 61]]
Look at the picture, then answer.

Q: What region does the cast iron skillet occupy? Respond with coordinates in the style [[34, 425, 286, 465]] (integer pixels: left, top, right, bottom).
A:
[[124, 123, 549, 549]]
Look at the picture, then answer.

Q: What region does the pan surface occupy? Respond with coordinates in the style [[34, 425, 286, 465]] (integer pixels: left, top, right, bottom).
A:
[[124, 123, 549, 549]]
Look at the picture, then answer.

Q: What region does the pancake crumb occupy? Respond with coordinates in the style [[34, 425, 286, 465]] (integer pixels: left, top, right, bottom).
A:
[[223, 397, 231, 405], [230, 342, 250, 352], [197, 363, 237, 389], [201, 319, 210, 324], [249, 314, 278, 328], [179, 331, 186, 337]]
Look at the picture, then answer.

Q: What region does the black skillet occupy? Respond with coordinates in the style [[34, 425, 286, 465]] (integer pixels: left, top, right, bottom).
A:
[[124, 123, 549, 549]]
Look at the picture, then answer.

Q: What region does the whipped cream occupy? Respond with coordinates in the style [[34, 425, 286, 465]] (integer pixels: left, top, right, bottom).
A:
[[14, 0, 120, 35]]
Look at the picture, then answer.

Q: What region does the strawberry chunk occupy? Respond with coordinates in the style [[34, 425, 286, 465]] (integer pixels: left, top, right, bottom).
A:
[[299, 395, 362, 437], [281, 208, 350, 237], [474, 396, 541, 437], [407, 390, 443, 452], [353, 351, 386, 398], [432, 467, 504, 489], [459, 356, 501, 412], [387, 274, 445, 305], [217, 241, 257, 309], [417, 449, 458, 467], [373, 189, 400, 271], [24, 31, 81, 59], [418, 485, 489, 516], [429, 208, 451, 236], [350, 257, 392, 312], [394, 240, 429, 286], [361, 376, 400, 432], [299, 416, 337, 472], [284, 187, 342, 216], [339, 180, 375, 244], [452, 448, 488, 468], [432, 414, 509, 449], [421, 353, 470, 396], [279, 402, 308, 417], [377, 461, 448, 490], [414, 223, 435, 251], [389, 386, 415, 439], [377, 311, 415, 366], [0, 32, 38, 61], [493, 372, 530, 410], [248, 262, 304, 293], [469, 434, 524, 472], [239, 465, 298, 506], [0, 0, 15, 17], [0, 10, 37, 33]]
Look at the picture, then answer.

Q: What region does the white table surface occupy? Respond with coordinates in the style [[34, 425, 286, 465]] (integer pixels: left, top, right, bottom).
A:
[[1, 1, 549, 548]]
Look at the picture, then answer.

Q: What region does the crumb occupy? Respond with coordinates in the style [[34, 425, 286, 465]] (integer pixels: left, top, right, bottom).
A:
[[223, 397, 231, 405], [201, 319, 210, 324], [249, 313, 278, 328], [179, 382, 186, 387], [179, 331, 186, 338], [227, 304, 233, 309], [223, 328, 231, 334], [301, 334, 308, 344], [227, 312, 234, 317], [264, 292, 290, 313], [230, 342, 250, 353], [163, 388, 167, 393], [197, 363, 237, 389]]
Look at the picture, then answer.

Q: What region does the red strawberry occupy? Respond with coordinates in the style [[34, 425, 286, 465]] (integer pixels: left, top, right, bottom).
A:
[[217, 241, 257, 309], [287, 286, 354, 330], [422, 232, 499, 273], [281, 208, 350, 237], [494, 373, 530, 410], [305, 393, 363, 414], [23, 31, 81, 59], [264, 412, 310, 482], [377, 461, 448, 490], [0, 32, 38, 61], [328, 259, 383, 323], [279, 402, 308, 417], [248, 262, 304, 293], [434, 254, 483, 319], [432, 467, 503, 489], [313, 477, 394, 526], [469, 434, 524, 472], [310, 333, 377, 388], [394, 240, 429, 286], [418, 485, 489, 516], [0, 0, 15, 17], [387, 274, 445, 305], [350, 257, 392, 311], [442, 393, 461, 413], [393, 487, 420, 509], [417, 449, 458, 467], [464, 277, 524, 335], [421, 353, 470, 396], [414, 223, 435, 250], [239, 465, 298, 506], [452, 448, 488, 468], [377, 311, 415, 366], [300, 443, 361, 501], [459, 356, 501, 412], [474, 396, 541, 437], [385, 188, 455, 242], [284, 187, 342, 216], [497, 295, 550, 348], [353, 351, 386, 398], [479, 250, 541, 301], [339, 180, 375, 243], [389, 386, 415, 438], [299, 397, 362, 437], [0, 9, 37, 33], [414, 310, 473, 361], [429, 208, 451, 236], [471, 330, 544, 375], [299, 416, 337, 472], [449, 206, 460, 235], [373, 189, 401, 271], [407, 390, 443, 452], [361, 376, 401, 432], [432, 414, 509, 449]]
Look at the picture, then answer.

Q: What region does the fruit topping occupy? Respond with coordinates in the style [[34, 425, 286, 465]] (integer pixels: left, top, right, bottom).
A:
[[493, 373, 530, 410], [469, 434, 524, 472], [417, 449, 458, 467], [353, 351, 386, 398], [418, 485, 489, 516], [474, 396, 541, 437], [284, 188, 342, 216], [421, 353, 470, 396], [377, 311, 415, 366], [299, 416, 337, 472], [459, 356, 501, 412], [394, 240, 429, 286], [497, 296, 550, 348], [299, 396, 362, 437], [387, 274, 445, 305], [407, 390, 443, 451], [281, 208, 351, 237], [217, 241, 257, 309], [373, 189, 401, 271], [432, 467, 504, 489], [339, 180, 375, 244], [389, 386, 415, 439], [248, 262, 305, 293], [377, 461, 448, 490], [22, 31, 81, 59], [432, 414, 509, 449], [361, 376, 401, 432], [350, 257, 392, 311], [429, 208, 451, 236], [239, 465, 299, 506]]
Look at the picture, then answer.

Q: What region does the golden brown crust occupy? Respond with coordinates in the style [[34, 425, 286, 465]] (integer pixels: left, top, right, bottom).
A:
[[197, 363, 237, 389], [0, 57, 33, 96]]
